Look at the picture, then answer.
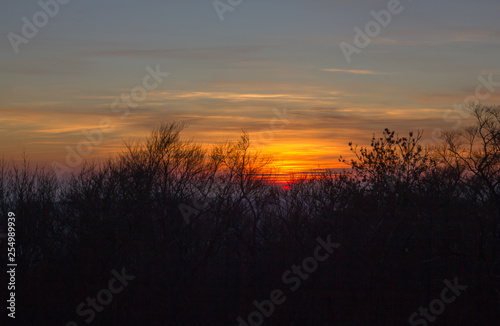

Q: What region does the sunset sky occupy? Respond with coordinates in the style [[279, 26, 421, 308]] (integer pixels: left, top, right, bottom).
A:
[[1, 0, 500, 174]]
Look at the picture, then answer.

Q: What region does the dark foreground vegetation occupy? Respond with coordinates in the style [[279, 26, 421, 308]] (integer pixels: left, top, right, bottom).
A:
[[1, 105, 500, 325]]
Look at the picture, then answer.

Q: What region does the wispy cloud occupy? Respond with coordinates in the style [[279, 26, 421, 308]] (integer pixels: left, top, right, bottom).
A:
[[322, 69, 393, 75]]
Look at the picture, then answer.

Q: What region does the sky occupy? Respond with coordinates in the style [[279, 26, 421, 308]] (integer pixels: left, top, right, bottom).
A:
[[1, 0, 500, 174]]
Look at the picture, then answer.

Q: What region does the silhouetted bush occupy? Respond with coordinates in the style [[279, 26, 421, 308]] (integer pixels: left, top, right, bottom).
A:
[[1, 109, 500, 325]]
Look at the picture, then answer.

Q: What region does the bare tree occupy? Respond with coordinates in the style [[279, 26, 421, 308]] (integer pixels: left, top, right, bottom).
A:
[[439, 105, 500, 211]]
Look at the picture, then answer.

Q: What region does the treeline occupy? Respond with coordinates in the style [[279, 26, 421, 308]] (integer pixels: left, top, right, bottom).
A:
[[1, 105, 500, 325]]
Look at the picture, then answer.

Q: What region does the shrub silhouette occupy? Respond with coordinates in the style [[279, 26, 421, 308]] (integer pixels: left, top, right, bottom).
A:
[[1, 113, 500, 325]]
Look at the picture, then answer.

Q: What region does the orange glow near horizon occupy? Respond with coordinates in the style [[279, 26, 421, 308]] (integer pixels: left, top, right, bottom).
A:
[[10, 137, 352, 183], [261, 141, 349, 173]]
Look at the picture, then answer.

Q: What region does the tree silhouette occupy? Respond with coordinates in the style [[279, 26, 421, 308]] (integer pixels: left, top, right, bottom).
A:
[[1, 116, 500, 325]]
